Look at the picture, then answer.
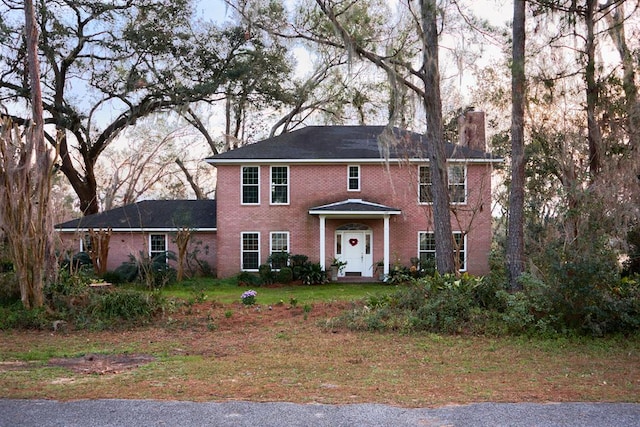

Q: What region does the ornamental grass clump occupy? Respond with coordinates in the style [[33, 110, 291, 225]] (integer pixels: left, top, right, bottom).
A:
[[241, 289, 257, 306]]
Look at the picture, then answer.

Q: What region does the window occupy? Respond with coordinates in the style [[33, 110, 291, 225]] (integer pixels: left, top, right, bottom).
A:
[[418, 165, 467, 204], [241, 232, 260, 270], [348, 165, 360, 191], [270, 166, 289, 204], [150, 234, 167, 263], [418, 231, 436, 265], [270, 232, 289, 269], [419, 165, 432, 203], [418, 231, 466, 271], [80, 234, 92, 252], [453, 232, 466, 271], [448, 165, 466, 203], [242, 166, 259, 205]]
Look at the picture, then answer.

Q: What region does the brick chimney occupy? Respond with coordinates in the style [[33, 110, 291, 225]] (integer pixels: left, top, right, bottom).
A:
[[458, 110, 486, 152]]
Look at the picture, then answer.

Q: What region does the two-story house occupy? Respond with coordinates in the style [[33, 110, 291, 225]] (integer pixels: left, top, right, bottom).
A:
[[207, 111, 500, 278], [56, 111, 499, 279]]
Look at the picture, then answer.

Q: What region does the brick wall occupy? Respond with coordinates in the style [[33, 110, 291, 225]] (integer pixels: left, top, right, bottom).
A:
[[215, 161, 493, 277], [58, 230, 217, 275]]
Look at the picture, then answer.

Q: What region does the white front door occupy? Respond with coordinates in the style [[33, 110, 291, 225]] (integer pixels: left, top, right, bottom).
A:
[[338, 231, 373, 276]]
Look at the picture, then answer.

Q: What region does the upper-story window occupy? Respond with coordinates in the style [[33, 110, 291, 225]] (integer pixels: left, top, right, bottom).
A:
[[348, 165, 360, 191], [270, 166, 289, 204], [418, 164, 467, 204], [242, 166, 260, 205]]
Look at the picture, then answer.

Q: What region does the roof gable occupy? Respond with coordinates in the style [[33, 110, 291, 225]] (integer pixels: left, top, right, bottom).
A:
[[206, 126, 500, 164], [56, 200, 217, 231]]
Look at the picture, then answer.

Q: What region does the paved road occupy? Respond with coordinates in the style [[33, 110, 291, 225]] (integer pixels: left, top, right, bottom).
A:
[[1, 400, 639, 427]]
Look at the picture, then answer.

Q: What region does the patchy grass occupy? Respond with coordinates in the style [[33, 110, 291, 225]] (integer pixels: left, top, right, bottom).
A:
[[1, 300, 638, 407], [160, 278, 391, 305]]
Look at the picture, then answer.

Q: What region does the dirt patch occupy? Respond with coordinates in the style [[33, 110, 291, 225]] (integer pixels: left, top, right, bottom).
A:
[[47, 354, 156, 375]]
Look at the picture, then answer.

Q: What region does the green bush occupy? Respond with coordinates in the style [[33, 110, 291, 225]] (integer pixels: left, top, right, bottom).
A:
[[0, 271, 19, 303], [258, 264, 274, 285], [114, 252, 177, 289], [299, 262, 328, 285], [290, 254, 309, 280], [59, 251, 93, 273], [277, 266, 294, 284], [0, 302, 49, 330], [330, 273, 493, 334], [93, 290, 164, 323], [267, 252, 290, 270], [237, 271, 261, 287], [101, 270, 125, 284]]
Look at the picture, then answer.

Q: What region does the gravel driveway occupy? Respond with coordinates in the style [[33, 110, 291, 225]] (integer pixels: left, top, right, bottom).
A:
[[1, 399, 639, 427]]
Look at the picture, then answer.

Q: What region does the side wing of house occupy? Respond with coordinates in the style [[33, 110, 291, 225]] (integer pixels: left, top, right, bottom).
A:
[[56, 200, 218, 276]]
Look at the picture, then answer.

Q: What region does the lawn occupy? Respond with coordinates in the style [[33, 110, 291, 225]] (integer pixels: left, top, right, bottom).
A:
[[1, 278, 639, 407], [158, 277, 392, 305]]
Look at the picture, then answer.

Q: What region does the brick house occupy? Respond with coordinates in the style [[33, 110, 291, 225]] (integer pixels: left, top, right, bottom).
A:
[[56, 200, 217, 273], [207, 111, 500, 278], [57, 111, 499, 279]]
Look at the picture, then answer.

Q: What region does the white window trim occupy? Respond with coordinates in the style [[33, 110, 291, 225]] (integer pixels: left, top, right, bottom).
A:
[[241, 165, 260, 206], [270, 165, 290, 205], [79, 234, 91, 252], [241, 231, 261, 271], [418, 165, 431, 205], [417, 164, 467, 205], [149, 234, 168, 261], [347, 165, 361, 191], [269, 231, 290, 254], [417, 231, 467, 272], [448, 164, 468, 205], [269, 231, 290, 269]]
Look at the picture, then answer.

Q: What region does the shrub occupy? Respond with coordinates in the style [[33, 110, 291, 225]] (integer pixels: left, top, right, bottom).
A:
[[101, 270, 125, 285], [93, 289, 164, 323], [114, 252, 177, 289], [59, 251, 93, 274], [290, 254, 309, 280], [237, 271, 261, 287], [0, 302, 49, 330], [277, 266, 294, 284], [298, 262, 328, 285], [0, 271, 19, 303], [330, 273, 491, 334], [258, 264, 274, 285], [267, 252, 290, 270]]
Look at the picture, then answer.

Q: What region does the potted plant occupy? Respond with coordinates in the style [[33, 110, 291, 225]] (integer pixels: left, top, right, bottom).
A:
[[374, 260, 385, 281], [330, 258, 347, 281]]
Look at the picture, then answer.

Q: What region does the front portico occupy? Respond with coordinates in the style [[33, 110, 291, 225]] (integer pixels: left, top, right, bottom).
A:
[[308, 199, 401, 278]]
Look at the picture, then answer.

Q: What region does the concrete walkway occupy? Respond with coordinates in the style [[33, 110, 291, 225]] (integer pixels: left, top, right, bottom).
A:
[[1, 399, 639, 426]]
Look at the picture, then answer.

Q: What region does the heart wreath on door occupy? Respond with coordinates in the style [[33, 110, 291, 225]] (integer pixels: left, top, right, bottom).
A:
[[349, 238, 358, 246]]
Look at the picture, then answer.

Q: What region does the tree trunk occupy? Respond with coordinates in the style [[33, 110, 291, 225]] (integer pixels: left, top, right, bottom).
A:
[[420, 0, 455, 274], [585, 0, 602, 179], [0, 0, 56, 308], [507, 0, 526, 291], [175, 228, 192, 282]]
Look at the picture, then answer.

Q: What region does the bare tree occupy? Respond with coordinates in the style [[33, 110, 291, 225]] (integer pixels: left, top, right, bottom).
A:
[[0, 0, 55, 308]]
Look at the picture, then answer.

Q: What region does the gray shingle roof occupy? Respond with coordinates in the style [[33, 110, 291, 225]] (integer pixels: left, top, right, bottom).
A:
[[56, 200, 217, 231], [207, 126, 500, 163]]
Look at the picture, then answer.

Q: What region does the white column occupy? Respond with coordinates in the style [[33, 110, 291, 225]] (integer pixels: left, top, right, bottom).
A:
[[319, 215, 326, 270], [383, 214, 390, 276]]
